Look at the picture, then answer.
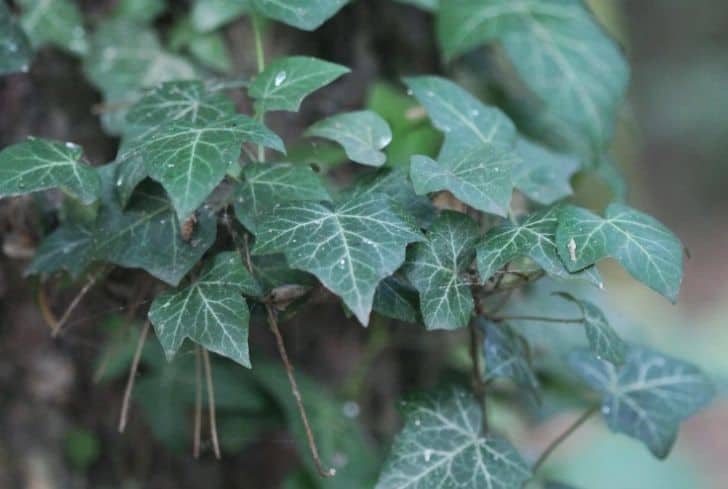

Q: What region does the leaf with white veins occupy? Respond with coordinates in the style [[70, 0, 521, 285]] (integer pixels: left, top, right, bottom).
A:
[[149, 252, 262, 367], [252, 193, 423, 325], [251, 0, 348, 31]]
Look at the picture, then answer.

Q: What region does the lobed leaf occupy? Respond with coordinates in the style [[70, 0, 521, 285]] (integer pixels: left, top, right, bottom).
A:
[[252, 193, 423, 325], [404, 211, 479, 330], [191, 0, 250, 32], [512, 138, 579, 205], [410, 146, 516, 217], [0, 2, 32, 75], [248, 56, 349, 113], [17, 0, 87, 54], [569, 346, 714, 458], [372, 276, 420, 324], [306, 110, 392, 167], [0, 138, 101, 204], [148, 252, 262, 367], [555, 203, 684, 301], [376, 386, 530, 489]]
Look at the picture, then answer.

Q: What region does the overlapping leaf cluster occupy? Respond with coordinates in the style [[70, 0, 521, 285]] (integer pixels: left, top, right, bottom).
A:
[[0, 1, 714, 488]]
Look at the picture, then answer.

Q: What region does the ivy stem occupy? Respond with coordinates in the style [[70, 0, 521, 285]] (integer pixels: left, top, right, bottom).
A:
[[201, 348, 221, 459], [468, 318, 488, 433], [532, 405, 598, 472], [51, 268, 105, 337], [266, 305, 336, 478], [489, 315, 584, 324], [252, 13, 267, 163], [193, 346, 203, 459], [118, 319, 150, 433]]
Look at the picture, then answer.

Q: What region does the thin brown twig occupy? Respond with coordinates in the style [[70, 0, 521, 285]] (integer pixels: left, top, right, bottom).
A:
[[118, 320, 150, 433], [489, 315, 584, 324], [532, 405, 598, 471], [193, 346, 203, 459], [468, 319, 488, 433], [266, 305, 336, 478], [51, 270, 104, 337], [201, 348, 221, 459]]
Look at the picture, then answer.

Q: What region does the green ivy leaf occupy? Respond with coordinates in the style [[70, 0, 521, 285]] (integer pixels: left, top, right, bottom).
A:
[[554, 292, 626, 365], [26, 222, 95, 279], [94, 180, 217, 286], [513, 138, 579, 205], [234, 162, 330, 233], [306, 110, 392, 167], [192, 0, 250, 31], [404, 211, 479, 330], [372, 276, 420, 323], [0, 138, 101, 204], [113, 0, 167, 23], [404, 76, 516, 159], [149, 252, 261, 367], [376, 386, 530, 489], [476, 206, 602, 286], [0, 3, 32, 75], [410, 145, 516, 217], [437, 0, 628, 158], [555, 203, 684, 302], [137, 115, 284, 221], [252, 193, 423, 325], [347, 167, 436, 229], [569, 346, 714, 458], [251, 0, 348, 31], [393, 0, 438, 11], [248, 56, 349, 113], [480, 319, 539, 403], [18, 0, 87, 55]]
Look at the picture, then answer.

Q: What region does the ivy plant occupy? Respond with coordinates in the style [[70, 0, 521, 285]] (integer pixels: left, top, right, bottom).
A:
[[0, 0, 715, 488]]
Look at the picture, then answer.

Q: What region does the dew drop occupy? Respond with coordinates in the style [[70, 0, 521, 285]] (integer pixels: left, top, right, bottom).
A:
[[274, 71, 287, 87], [342, 401, 360, 418], [424, 449, 433, 462], [406, 89, 413, 96], [602, 405, 611, 415]]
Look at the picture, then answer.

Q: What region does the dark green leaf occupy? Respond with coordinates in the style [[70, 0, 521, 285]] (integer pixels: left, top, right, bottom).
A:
[[0, 3, 32, 75], [437, 0, 628, 158], [476, 206, 602, 286], [404, 211, 479, 330], [372, 276, 420, 323], [149, 252, 261, 367], [480, 319, 539, 403], [513, 138, 579, 205], [18, 0, 87, 54], [251, 0, 348, 31], [252, 193, 423, 325], [569, 346, 714, 458], [0, 138, 101, 204], [554, 292, 627, 364], [410, 145, 516, 217], [556, 203, 684, 301], [192, 0, 249, 31], [26, 221, 95, 279], [113, 0, 166, 23], [248, 56, 349, 114], [234, 162, 330, 233], [376, 386, 531, 489], [306, 110, 392, 167]]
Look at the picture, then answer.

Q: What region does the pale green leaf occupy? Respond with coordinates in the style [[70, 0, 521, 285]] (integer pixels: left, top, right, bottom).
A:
[[192, 0, 249, 31], [513, 138, 579, 205], [251, 0, 348, 31], [376, 386, 530, 489], [18, 0, 87, 54], [0, 3, 32, 75], [248, 56, 349, 113], [404, 76, 516, 159], [372, 276, 420, 323], [480, 319, 539, 403], [437, 0, 628, 158], [234, 162, 330, 233], [0, 138, 101, 204], [138, 115, 284, 221], [306, 110, 392, 167], [149, 252, 261, 367], [476, 206, 602, 286], [94, 179, 217, 286], [555, 203, 684, 301], [554, 292, 626, 364], [569, 346, 714, 458], [252, 193, 423, 325], [113, 0, 166, 23], [410, 145, 516, 217], [404, 211, 479, 330], [25, 221, 94, 279]]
